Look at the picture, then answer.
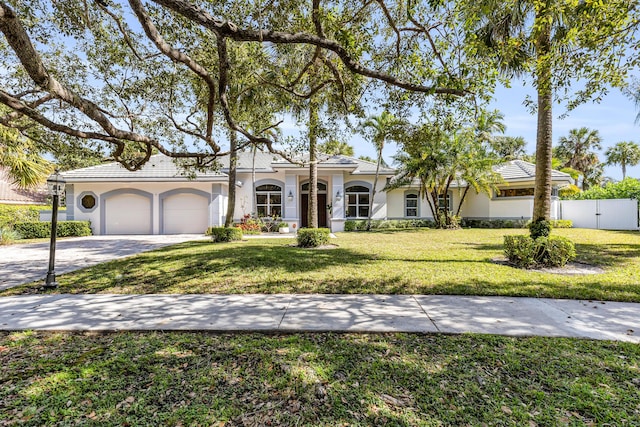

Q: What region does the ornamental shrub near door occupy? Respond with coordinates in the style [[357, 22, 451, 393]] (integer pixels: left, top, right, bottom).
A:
[[297, 228, 330, 248], [206, 227, 243, 243]]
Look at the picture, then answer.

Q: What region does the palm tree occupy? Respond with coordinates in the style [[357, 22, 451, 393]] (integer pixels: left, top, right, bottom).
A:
[[318, 139, 355, 156], [360, 111, 403, 231], [556, 128, 602, 189], [469, 0, 632, 237], [391, 124, 500, 228], [0, 126, 51, 188], [475, 109, 506, 146], [605, 141, 640, 179]]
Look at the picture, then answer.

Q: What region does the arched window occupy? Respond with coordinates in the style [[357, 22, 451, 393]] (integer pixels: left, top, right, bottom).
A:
[[345, 185, 370, 218], [405, 193, 418, 217], [301, 182, 327, 192], [256, 184, 282, 217]]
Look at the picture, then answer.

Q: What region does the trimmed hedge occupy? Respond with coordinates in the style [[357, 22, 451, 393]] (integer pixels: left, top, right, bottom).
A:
[[504, 235, 576, 268], [0, 204, 43, 229], [461, 219, 529, 229], [297, 228, 330, 248], [206, 226, 243, 242], [13, 221, 92, 239], [345, 218, 572, 231], [344, 219, 434, 231]]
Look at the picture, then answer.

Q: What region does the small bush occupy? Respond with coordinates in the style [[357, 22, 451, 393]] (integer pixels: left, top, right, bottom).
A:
[[534, 236, 576, 267], [504, 235, 537, 268], [206, 226, 243, 242], [13, 221, 92, 239], [504, 235, 576, 268], [550, 220, 572, 228], [529, 219, 551, 239], [0, 227, 21, 245], [0, 204, 43, 229], [297, 228, 330, 248]]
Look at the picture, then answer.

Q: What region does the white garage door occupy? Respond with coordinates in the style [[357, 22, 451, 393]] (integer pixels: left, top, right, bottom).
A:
[[105, 193, 152, 235], [163, 193, 209, 234]]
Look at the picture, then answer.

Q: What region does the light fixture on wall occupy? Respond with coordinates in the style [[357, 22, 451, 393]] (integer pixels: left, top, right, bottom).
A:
[[236, 180, 243, 187], [287, 190, 294, 201], [335, 190, 342, 201]]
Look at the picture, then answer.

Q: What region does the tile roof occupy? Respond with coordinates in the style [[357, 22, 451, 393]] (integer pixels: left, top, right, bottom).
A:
[[494, 160, 572, 181], [0, 168, 47, 204], [61, 154, 228, 181], [61, 152, 396, 181]]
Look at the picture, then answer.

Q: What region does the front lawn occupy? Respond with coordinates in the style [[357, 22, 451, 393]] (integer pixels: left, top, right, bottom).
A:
[[2, 331, 639, 426], [2, 228, 640, 301]]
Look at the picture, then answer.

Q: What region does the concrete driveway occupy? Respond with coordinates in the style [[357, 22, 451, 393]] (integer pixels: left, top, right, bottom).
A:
[[0, 234, 206, 290]]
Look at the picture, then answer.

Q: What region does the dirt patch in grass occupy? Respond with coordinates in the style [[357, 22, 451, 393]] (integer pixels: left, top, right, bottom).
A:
[[493, 257, 605, 275], [287, 243, 340, 250]]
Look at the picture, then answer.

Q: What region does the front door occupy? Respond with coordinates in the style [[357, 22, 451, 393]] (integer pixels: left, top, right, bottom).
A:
[[301, 193, 327, 228]]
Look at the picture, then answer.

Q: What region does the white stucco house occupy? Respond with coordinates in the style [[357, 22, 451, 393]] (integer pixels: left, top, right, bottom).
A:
[[60, 153, 572, 235]]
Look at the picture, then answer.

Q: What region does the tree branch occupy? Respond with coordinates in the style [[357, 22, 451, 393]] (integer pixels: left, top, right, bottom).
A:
[[128, 0, 218, 147], [152, 0, 468, 96]]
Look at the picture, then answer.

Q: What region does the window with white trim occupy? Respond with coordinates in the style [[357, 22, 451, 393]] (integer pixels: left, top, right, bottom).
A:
[[346, 185, 370, 218], [256, 184, 282, 217], [405, 193, 418, 217], [437, 192, 453, 211]]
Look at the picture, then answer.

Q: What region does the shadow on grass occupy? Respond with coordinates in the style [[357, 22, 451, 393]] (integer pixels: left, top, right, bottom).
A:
[[2, 331, 639, 426], [574, 243, 640, 267], [10, 241, 379, 294]]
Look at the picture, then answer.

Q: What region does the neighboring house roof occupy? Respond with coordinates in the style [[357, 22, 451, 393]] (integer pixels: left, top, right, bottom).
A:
[[494, 160, 572, 183], [0, 168, 47, 205], [389, 160, 573, 190], [62, 152, 396, 182]]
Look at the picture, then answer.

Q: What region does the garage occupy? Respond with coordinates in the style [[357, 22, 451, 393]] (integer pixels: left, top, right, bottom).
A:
[[162, 191, 209, 234], [104, 192, 152, 235]]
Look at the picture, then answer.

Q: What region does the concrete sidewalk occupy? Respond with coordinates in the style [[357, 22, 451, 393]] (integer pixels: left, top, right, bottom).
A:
[[1, 294, 638, 342]]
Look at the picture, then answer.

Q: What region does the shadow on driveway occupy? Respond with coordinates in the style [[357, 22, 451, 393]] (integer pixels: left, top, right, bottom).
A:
[[0, 234, 206, 290]]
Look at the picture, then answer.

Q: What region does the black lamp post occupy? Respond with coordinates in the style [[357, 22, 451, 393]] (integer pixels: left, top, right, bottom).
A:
[[44, 170, 66, 289]]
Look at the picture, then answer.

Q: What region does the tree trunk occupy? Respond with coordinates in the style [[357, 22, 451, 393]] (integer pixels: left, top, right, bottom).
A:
[[224, 131, 238, 227], [532, 10, 553, 226], [308, 101, 319, 229], [252, 143, 257, 215], [366, 146, 382, 231], [456, 186, 470, 217], [622, 162, 627, 179]]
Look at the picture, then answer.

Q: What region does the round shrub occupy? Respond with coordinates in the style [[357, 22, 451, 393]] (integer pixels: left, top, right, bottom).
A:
[[206, 226, 243, 243], [297, 228, 330, 248], [504, 234, 576, 268]]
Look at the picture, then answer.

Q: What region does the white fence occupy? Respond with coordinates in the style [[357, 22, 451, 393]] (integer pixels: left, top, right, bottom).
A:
[[560, 199, 639, 230]]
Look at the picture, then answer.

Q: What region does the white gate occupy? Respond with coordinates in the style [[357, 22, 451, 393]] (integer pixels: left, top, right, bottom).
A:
[[560, 199, 639, 230]]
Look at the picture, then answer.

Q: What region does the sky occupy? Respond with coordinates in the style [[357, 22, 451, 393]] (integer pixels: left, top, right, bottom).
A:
[[344, 80, 640, 182]]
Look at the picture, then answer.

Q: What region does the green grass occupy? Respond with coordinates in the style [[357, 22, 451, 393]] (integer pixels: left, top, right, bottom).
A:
[[3, 228, 640, 301], [2, 331, 639, 426]]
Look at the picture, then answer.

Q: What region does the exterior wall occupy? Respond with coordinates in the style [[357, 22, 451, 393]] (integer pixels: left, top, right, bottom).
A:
[[70, 182, 220, 235], [387, 185, 563, 221], [228, 170, 387, 232]]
